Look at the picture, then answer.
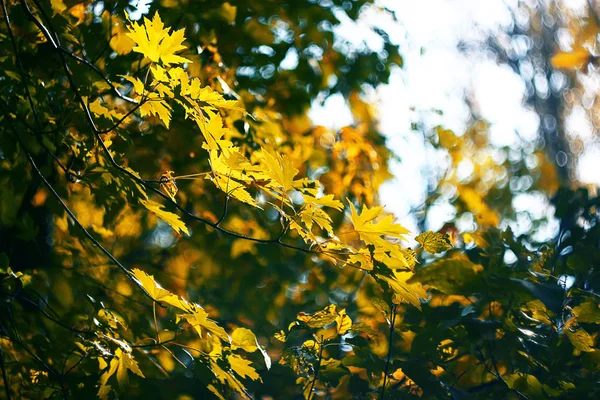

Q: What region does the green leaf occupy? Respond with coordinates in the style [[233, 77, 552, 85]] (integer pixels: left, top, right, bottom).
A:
[[504, 373, 544, 400], [408, 258, 483, 294]]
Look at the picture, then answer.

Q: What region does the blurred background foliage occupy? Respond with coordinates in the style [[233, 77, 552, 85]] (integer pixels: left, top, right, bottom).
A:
[[0, 0, 599, 399]]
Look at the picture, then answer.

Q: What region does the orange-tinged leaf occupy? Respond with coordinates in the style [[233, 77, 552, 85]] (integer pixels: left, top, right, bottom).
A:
[[336, 309, 352, 335], [110, 18, 135, 55], [159, 171, 178, 203], [551, 49, 592, 70]]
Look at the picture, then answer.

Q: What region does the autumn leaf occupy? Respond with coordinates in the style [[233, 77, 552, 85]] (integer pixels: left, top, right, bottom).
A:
[[257, 149, 299, 193], [228, 354, 261, 381], [336, 309, 352, 335], [408, 258, 484, 295], [131, 268, 191, 311], [126, 12, 191, 65], [109, 17, 135, 55], [348, 202, 409, 246], [159, 171, 178, 203], [377, 271, 427, 310], [231, 327, 258, 353], [416, 231, 453, 253], [296, 304, 338, 328], [565, 329, 595, 352], [98, 348, 145, 394], [572, 302, 600, 324], [141, 199, 189, 235], [177, 308, 230, 343], [551, 48, 593, 70]]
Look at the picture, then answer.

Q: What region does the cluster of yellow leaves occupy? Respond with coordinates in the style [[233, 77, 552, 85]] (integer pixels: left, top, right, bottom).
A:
[[85, 15, 435, 396], [126, 269, 267, 398]]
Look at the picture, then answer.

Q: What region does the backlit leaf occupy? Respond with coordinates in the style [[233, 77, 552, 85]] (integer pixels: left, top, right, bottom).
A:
[[415, 231, 453, 253], [126, 12, 191, 65], [141, 199, 189, 235]]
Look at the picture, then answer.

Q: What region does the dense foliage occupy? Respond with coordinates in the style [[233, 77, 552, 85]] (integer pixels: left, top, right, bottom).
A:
[[0, 1, 599, 399]]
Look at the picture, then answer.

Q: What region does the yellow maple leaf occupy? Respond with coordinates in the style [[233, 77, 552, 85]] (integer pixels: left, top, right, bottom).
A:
[[297, 205, 334, 236], [98, 348, 144, 393], [306, 194, 344, 211], [140, 92, 172, 128], [126, 12, 191, 65], [231, 328, 258, 353], [551, 48, 592, 70], [131, 268, 191, 311], [256, 149, 299, 193], [141, 199, 189, 235], [109, 17, 135, 55], [377, 271, 427, 310], [177, 308, 230, 343], [228, 354, 261, 381], [348, 202, 409, 246]]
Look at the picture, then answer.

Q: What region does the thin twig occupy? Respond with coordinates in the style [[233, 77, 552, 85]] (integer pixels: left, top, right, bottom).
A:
[[308, 335, 325, 400], [380, 303, 397, 399], [2, 108, 156, 303]]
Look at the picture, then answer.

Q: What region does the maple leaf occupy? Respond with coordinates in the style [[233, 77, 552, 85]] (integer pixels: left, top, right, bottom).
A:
[[348, 202, 409, 246], [377, 271, 427, 310], [415, 230, 453, 254], [228, 354, 261, 381], [305, 194, 344, 211], [140, 93, 172, 128], [109, 17, 135, 55], [126, 12, 191, 65], [177, 308, 230, 343], [141, 199, 189, 235], [256, 149, 299, 192], [231, 328, 258, 353], [98, 348, 145, 395], [210, 361, 249, 397], [298, 205, 334, 236], [296, 304, 338, 328], [131, 268, 191, 311]]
